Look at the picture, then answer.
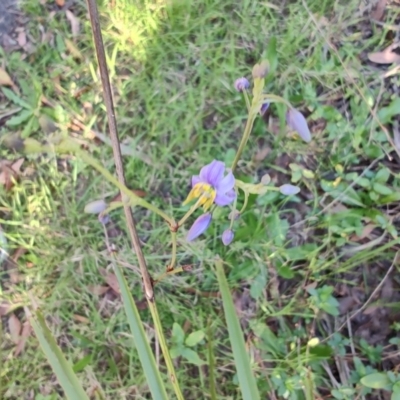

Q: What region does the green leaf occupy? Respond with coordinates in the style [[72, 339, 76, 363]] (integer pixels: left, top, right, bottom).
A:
[[375, 168, 391, 183], [6, 109, 34, 126], [113, 265, 169, 400], [172, 322, 185, 344], [360, 372, 390, 389], [185, 330, 205, 347], [170, 345, 183, 359], [28, 310, 90, 400], [265, 213, 289, 247], [2, 87, 32, 109], [378, 98, 400, 124], [265, 37, 278, 75], [72, 354, 93, 373], [250, 267, 267, 300], [215, 259, 260, 400], [373, 182, 393, 196], [181, 348, 205, 366]]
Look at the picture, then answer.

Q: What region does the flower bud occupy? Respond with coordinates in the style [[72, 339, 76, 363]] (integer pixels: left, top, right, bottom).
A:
[[279, 184, 300, 195], [252, 61, 269, 79], [221, 229, 234, 246], [234, 77, 250, 92], [286, 108, 311, 143], [259, 102, 270, 116]]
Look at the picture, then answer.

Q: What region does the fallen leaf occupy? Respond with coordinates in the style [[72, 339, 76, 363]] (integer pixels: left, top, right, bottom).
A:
[[73, 314, 90, 324], [88, 285, 109, 296], [55, 0, 65, 6], [368, 43, 400, 64], [0, 67, 14, 86], [17, 31, 27, 47], [0, 158, 24, 191], [65, 10, 80, 37], [14, 321, 31, 356], [254, 146, 271, 161], [9, 313, 22, 344], [99, 268, 120, 295], [371, 0, 387, 21]]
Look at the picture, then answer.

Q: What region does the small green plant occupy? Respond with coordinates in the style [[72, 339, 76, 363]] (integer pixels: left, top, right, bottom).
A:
[[307, 285, 340, 316], [170, 323, 205, 366]]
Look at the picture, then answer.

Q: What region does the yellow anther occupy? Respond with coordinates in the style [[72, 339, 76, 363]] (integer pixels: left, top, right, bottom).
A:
[[183, 183, 216, 211]]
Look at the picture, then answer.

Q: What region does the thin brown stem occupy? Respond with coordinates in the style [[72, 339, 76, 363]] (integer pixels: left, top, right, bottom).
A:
[[86, 0, 153, 301]]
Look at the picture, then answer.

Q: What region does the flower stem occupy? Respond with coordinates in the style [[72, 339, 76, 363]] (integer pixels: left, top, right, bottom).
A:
[[76, 148, 175, 225], [168, 230, 178, 271], [177, 197, 203, 227]]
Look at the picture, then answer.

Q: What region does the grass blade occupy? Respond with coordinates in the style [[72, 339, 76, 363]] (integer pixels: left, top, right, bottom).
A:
[[207, 320, 218, 400], [215, 259, 260, 400], [113, 264, 169, 400], [27, 309, 90, 400]]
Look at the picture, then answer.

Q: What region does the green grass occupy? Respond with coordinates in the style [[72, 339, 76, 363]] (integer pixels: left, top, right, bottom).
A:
[[2, 0, 400, 398]]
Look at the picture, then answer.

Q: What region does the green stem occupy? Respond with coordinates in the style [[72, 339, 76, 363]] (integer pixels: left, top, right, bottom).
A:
[[230, 111, 257, 172], [178, 197, 203, 227], [148, 301, 184, 400], [168, 230, 178, 270], [76, 148, 175, 225]]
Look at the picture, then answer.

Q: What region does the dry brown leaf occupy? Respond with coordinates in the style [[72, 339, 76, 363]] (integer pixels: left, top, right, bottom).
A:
[[371, 0, 387, 21], [0, 158, 24, 191], [55, 0, 65, 6], [350, 223, 376, 241], [99, 268, 120, 295], [254, 147, 271, 162], [65, 10, 80, 37], [368, 43, 400, 64], [17, 31, 27, 47], [0, 67, 14, 86], [9, 313, 22, 344], [73, 314, 90, 324], [0, 302, 11, 316], [15, 321, 31, 356], [88, 285, 109, 296]]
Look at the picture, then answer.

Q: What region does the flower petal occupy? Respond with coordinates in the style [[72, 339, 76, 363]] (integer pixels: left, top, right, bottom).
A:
[[286, 108, 311, 143], [215, 171, 235, 193], [221, 229, 234, 246], [215, 189, 236, 206], [199, 160, 225, 186], [186, 213, 212, 242], [279, 184, 300, 195], [192, 175, 201, 187]]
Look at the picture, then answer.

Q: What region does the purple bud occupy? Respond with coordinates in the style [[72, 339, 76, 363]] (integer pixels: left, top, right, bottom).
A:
[[187, 213, 212, 242], [221, 229, 234, 246], [84, 199, 107, 214], [98, 214, 111, 225], [234, 77, 250, 92], [286, 108, 311, 143], [279, 184, 300, 195], [259, 102, 270, 116]]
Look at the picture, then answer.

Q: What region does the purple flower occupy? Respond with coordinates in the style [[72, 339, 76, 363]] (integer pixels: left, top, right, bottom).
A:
[[187, 213, 212, 242], [260, 102, 270, 116], [286, 108, 311, 143], [184, 160, 236, 210], [234, 77, 250, 92], [221, 229, 234, 246], [279, 184, 300, 195]]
